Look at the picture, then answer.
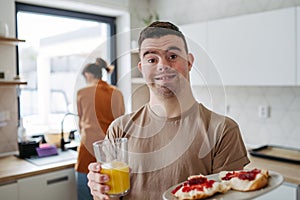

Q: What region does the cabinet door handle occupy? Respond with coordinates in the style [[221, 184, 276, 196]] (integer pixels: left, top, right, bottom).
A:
[[0, 180, 17, 186], [47, 176, 69, 185]]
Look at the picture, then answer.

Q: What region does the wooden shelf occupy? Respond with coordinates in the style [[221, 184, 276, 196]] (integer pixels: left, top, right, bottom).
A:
[[0, 80, 27, 86], [0, 36, 26, 45]]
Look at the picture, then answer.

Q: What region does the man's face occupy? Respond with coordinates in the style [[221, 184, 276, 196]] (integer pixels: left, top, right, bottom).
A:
[[138, 35, 194, 98]]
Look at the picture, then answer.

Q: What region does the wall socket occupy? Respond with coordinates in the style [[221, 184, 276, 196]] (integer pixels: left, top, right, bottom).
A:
[[258, 105, 270, 118]]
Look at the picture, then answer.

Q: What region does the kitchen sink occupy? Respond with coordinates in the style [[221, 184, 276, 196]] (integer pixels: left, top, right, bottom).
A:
[[25, 149, 77, 166]]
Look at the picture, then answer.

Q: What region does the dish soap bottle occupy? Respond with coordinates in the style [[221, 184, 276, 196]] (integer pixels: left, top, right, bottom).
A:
[[18, 118, 26, 142]]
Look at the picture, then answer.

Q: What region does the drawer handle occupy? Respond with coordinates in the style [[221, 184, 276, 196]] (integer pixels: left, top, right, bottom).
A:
[[47, 176, 68, 185], [0, 180, 17, 186]]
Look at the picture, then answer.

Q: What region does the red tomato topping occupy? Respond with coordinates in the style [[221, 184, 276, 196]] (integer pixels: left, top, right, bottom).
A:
[[171, 177, 215, 194], [222, 169, 261, 181], [171, 183, 185, 194]]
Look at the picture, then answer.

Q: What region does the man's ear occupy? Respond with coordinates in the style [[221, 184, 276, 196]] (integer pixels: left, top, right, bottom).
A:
[[187, 53, 194, 71], [138, 61, 142, 72]]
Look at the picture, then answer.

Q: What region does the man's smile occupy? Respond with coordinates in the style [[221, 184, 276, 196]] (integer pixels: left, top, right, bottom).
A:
[[154, 74, 177, 81]]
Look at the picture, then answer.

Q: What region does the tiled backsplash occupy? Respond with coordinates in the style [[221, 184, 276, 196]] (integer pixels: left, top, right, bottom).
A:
[[0, 87, 18, 155], [192, 86, 300, 149]]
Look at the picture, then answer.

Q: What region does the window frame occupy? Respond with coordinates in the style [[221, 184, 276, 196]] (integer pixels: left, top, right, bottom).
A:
[[15, 2, 117, 84], [15, 2, 117, 122]]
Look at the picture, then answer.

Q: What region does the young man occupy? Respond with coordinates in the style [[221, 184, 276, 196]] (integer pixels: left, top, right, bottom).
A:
[[87, 21, 250, 200]]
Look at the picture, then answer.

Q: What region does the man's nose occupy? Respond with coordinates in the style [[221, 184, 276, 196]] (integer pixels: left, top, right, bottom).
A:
[[157, 58, 170, 71]]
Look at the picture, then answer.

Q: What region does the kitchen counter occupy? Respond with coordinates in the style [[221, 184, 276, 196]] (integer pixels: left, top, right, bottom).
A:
[[1, 151, 299, 186], [246, 155, 300, 185], [0, 150, 77, 184]]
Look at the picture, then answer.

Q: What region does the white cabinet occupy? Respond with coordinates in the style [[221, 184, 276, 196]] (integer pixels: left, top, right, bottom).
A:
[[179, 7, 297, 86], [180, 21, 207, 49], [180, 22, 216, 86], [254, 182, 299, 200], [0, 182, 18, 200], [18, 168, 76, 200], [206, 7, 296, 85]]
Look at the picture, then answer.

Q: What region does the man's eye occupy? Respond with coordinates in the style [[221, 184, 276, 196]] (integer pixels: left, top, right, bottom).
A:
[[169, 54, 177, 60], [147, 58, 156, 63]]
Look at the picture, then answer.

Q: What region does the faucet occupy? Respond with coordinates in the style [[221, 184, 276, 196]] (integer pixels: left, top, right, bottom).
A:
[[60, 112, 78, 151]]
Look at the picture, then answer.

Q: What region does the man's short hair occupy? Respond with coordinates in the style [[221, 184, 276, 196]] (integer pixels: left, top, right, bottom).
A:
[[138, 21, 188, 53]]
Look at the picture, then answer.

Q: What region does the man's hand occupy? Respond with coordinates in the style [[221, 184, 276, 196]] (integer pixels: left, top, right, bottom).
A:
[[87, 162, 111, 200]]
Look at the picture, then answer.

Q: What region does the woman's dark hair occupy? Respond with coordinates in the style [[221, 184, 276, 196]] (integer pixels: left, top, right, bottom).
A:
[[138, 21, 188, 53], [82, 58, 111, 79]]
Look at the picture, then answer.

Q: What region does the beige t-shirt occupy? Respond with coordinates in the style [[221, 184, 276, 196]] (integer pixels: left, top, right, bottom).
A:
[[107, 103, 250, 199]]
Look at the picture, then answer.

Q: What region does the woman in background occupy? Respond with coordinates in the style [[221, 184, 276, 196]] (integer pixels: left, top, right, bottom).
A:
[[76, 58, 125, 200]]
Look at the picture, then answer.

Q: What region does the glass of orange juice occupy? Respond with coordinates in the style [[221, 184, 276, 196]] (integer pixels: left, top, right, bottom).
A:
[[93, 138, 130, 197]]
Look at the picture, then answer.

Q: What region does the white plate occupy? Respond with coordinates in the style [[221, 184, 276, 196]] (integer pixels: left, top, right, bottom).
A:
[[163, 171, 284, 200]]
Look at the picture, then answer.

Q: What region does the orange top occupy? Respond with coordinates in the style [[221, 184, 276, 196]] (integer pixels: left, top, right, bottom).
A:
[[75, 80, 125, 174]]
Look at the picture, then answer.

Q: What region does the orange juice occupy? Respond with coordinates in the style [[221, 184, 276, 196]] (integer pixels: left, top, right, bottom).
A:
[[101, 160, 130, 195]]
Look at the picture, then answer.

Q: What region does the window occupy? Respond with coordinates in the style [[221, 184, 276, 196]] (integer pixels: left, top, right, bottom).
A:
[[16, 3, 116, 135]]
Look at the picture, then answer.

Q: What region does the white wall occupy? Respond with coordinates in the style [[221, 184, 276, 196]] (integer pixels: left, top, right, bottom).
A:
[[128, 0, 150, 39], [149, 0, 300, 25]]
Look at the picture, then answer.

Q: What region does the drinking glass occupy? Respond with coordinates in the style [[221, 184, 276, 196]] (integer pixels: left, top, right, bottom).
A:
[[93, 138, 130, 197]]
